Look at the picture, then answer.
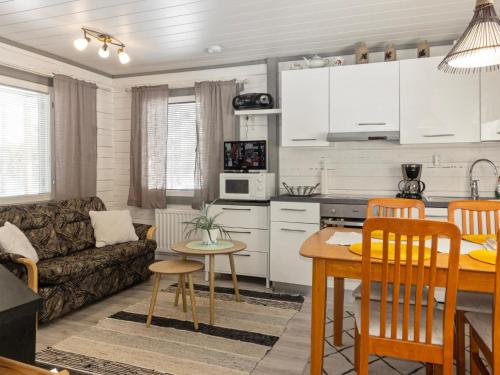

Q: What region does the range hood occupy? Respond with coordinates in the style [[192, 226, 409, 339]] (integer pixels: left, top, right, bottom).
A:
[[327, 131, 400, 142]]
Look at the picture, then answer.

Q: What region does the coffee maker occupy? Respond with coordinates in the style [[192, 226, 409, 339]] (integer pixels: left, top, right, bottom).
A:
[[396, 164, 426, 199]]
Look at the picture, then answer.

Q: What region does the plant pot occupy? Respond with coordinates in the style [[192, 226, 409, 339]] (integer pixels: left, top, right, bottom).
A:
[[202, 229, 219, 245]]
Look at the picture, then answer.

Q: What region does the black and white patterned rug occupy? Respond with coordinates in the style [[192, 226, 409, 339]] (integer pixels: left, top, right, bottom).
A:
[[305, 309, 472, 375], [37, 285, 304, 375]]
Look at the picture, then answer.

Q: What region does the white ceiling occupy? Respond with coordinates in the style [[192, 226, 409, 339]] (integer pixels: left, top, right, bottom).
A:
[[0, 0, 486, 76]]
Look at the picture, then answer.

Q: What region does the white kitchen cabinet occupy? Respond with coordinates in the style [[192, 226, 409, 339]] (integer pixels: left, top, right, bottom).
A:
[[330, 61, 399, 134], [481, 71, 500, 141], [400, 56, 480, 144], [207, 204, 270, 287], [208, 204, 268, 229], [281, 68, 330, 147], [270, 202, 320, 286]]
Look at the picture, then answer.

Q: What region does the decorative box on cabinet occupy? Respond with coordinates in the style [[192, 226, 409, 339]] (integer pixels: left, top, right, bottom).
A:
[[281, 68, 330, 147], [270, 202, 320, 286], [208, 203, 270, 287], [400, 56, 480, 144], [330, 61, 400, 135]]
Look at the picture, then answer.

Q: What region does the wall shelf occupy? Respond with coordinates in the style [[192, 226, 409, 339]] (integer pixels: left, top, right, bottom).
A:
[[234, 108, 281, 116]]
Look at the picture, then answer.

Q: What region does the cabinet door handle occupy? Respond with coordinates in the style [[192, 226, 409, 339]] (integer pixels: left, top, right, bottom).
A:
[[496, 131, 500, 134], [357, 122, 387, 126], [280, 228, 307, 233], [291, 138, 317, 141], [280, 208, 307, 212], [233, 253, 251, 257], [423, 133, 455, 138], [226, 230, 252, 234], [222, 208, 251, 211]]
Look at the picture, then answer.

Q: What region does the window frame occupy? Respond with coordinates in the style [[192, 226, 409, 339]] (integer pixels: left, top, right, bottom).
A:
[[0, 76, 53, 205], [166, 95, 196, 198]]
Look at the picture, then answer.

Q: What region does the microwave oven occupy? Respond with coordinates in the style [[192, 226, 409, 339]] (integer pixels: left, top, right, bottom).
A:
[[219, 173, 275, 201]]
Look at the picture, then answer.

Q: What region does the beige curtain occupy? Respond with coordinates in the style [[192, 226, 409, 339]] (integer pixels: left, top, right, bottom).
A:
[[53, 74, 97, 200], [193, 80, 238, 208], [128, 85, 169, 209]]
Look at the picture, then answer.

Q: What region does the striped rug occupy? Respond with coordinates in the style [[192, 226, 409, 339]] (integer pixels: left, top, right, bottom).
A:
[[37, 285, 304, 375]]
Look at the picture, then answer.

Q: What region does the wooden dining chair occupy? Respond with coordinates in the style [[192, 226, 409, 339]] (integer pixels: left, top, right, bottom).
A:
[[466, 230, 500, 375], [366, 197, 425, 219], [354, 217, 462, 374], [448, 200, 500, 375], [352, 198, 427, 302]]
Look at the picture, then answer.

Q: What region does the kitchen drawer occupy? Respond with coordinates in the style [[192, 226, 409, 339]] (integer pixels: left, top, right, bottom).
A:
[[224, 228, 269, 252], [209, 205, 268, 229], [270, 221, 319, 286], [209, 251, 268, 278], [425, 207, 448, 221], [271, 201, 320, 224]]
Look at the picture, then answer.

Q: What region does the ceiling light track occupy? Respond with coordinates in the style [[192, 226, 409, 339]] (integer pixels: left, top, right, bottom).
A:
[[73, 27, 130, 64]]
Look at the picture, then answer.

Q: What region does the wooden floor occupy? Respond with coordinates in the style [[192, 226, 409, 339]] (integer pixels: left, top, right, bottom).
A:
[[37, 270, 314, 375]]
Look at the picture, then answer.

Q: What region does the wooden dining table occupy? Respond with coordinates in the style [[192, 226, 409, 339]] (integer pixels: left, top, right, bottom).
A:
[[300, 227, 496, 375]]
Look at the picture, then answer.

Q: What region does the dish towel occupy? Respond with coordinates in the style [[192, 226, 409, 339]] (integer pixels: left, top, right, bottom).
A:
[[326, 232, 362, 245]]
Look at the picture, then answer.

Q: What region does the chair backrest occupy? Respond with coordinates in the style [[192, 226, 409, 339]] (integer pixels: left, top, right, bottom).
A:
[[494, 230, 500, 368], [366, 198, 425, 219], [360, 218, 461, 358], [448, 200, 500, 234]]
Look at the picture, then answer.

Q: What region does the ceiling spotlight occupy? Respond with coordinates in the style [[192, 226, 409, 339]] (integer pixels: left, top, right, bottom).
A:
[[206, 45, 223, 54], [74, 27, 129, 64], [118, 48, 130, 64], [98, 43, 110, 58], [73, 37, 89, 51]]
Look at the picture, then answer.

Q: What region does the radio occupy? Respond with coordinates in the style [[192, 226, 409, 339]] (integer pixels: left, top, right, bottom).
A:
[[232, 93, 274, 110]]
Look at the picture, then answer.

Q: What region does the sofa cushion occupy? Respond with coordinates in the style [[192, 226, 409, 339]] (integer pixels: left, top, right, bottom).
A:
[[0, 203, 62, 260], [37, 239, 156, 285], [51, 197, 106, 254]]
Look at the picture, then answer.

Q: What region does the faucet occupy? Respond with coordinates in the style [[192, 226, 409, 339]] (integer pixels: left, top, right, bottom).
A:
[[469, 158, 498, 200]]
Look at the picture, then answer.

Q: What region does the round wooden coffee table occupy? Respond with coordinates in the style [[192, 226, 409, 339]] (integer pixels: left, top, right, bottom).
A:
[[171, 240, 246, 325]]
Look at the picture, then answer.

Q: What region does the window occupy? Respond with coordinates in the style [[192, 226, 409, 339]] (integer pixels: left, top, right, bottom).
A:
[[0, 84, 51, 200], [166, 100, 197, 191]]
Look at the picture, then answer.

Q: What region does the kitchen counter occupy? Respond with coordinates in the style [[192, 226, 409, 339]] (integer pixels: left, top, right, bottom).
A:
[[213, 199, 270, 206], [270, 194, 498, 208]]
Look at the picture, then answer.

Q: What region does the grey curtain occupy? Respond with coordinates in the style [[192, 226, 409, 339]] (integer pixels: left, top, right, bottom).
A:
[[128, 85, 169, 209], [53, 74, 97, 200], [193, 80, 238, 208]]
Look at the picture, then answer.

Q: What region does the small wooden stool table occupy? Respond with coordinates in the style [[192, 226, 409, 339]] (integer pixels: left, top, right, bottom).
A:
[[146, 259, 204, 330], [171, 240, 246, 325]]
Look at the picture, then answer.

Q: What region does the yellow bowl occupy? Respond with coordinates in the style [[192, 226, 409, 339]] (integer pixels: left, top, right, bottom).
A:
[[462, 234, 496, 245], [468, 249, 497, 265], [348, 242, 431, 261]]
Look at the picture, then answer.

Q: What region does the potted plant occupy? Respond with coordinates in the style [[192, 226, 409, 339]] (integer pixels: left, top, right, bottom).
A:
[[184, 202, 230, 245]]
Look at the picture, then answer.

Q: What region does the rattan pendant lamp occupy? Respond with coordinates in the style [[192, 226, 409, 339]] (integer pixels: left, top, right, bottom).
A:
[[439, 0, 500, 73]]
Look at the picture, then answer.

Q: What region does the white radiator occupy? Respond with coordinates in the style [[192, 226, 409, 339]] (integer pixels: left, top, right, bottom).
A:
[[155, 208, 198, 253]]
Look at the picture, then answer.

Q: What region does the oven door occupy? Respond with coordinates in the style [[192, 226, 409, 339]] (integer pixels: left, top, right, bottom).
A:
[[220, 175, 256, 200]]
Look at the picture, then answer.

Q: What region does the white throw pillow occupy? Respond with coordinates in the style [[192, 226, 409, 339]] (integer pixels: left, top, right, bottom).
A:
[[0, 221, 39, 263], [89, 210, 138, 248]]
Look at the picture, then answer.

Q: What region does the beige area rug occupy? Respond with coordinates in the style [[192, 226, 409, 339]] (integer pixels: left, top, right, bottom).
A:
[[36, 285, 304, 375]]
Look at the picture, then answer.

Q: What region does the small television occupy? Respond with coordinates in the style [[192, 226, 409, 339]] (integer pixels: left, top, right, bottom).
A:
[[224, 140, 266, 171]]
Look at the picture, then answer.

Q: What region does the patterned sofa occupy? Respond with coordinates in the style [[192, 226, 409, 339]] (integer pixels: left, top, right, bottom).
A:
[[0, 197, 156, 323]]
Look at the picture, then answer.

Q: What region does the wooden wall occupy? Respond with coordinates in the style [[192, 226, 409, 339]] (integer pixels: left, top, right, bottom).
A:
[[0, 42, 115, 208], [112, 63, 268, 223]]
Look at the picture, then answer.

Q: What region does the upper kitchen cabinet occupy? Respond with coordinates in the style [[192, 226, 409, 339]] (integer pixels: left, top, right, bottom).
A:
[[281, 68, 330, 147], [330, 61, 399, 136], [400, 56, 480, 144], [480, 71, 500, 141]]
